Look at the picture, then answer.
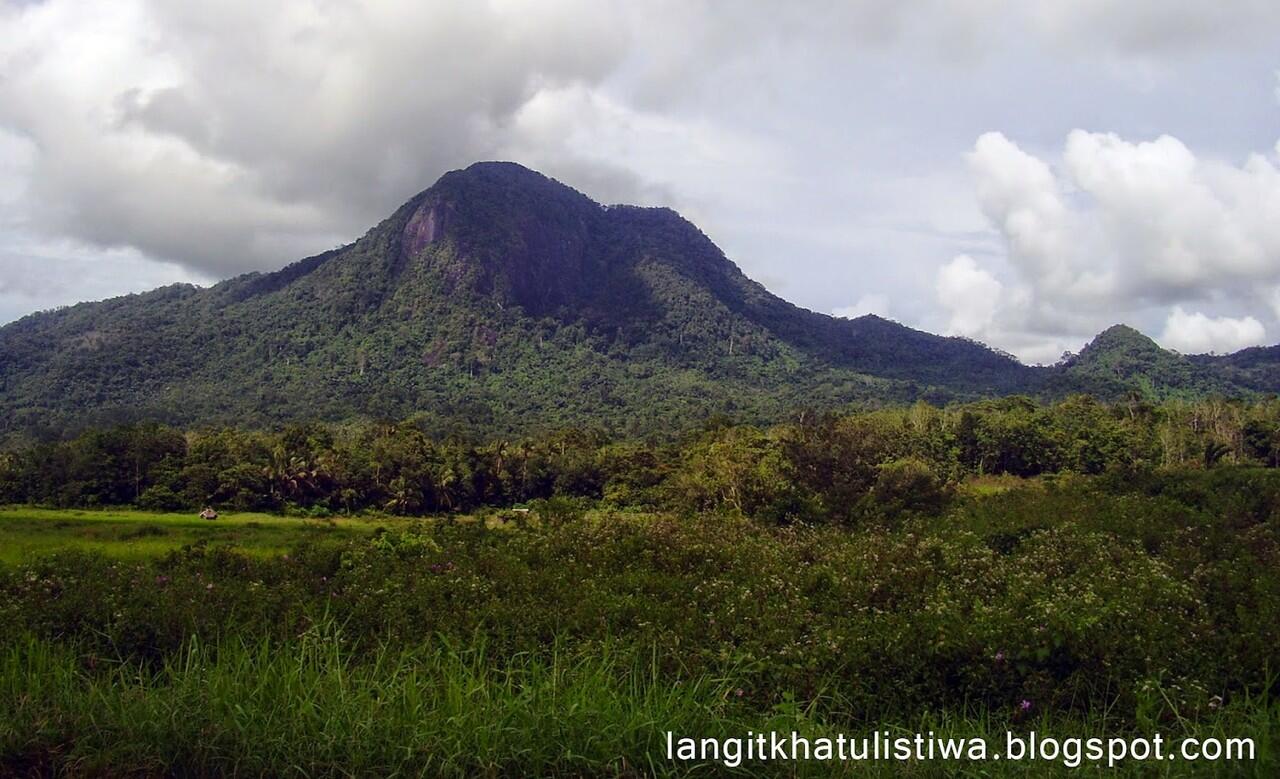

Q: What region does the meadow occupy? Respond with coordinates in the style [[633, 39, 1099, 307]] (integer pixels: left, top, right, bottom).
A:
[[2, 467, 1278, 776], [0, 506, 391, 564]]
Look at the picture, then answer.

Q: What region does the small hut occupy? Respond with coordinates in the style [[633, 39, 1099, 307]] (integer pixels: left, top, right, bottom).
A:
[[199, 506, 219, 520]]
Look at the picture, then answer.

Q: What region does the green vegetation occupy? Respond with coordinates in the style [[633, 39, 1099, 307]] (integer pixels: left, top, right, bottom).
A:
[[0, 507, 388, 564], [0, 164, 1021, 442], [3, 634, 1275, 777], [3, 459, 1279, 774], [4, 192, 1280, 774], [4, 396, 1279, 521], [5, 162, 1273, 443], [1049, 325, 1247, 399]]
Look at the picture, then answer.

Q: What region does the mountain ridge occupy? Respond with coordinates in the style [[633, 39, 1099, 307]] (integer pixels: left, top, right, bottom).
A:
[[0, 161, 1275, 441]]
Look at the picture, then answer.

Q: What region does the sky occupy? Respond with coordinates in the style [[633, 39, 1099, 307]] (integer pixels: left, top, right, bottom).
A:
[[2, 1, 1279, 364]]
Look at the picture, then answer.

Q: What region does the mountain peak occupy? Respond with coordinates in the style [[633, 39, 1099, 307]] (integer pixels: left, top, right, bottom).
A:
[[1096, 323, 1143, 337], [1053, 322, 1247, 399], [1083, 324, 1161, 355], [434, 160, 572, 192], [393, 161, 599, 263]]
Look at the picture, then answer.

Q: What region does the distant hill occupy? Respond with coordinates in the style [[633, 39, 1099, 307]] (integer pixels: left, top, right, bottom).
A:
[[1191, 345, 1280, 395], [0, 162, 1273, 440], [1049, 325, 1251, 399]]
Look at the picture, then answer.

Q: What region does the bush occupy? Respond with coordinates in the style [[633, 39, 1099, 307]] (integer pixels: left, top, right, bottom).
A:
[[528, 495, 592, 525], [137, 485, 186, 511], [862, 457, 951, 521], [2, 472, 1277, 725]]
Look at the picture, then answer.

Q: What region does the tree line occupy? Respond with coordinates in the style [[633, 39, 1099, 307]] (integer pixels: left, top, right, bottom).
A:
[[2, 394, 1279, 522]]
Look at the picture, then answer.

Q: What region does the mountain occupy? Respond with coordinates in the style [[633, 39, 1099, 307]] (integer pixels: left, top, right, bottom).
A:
[[0, 162, 1272, 441], [1050, 325, 1243, 398], [1048, 324, 1280, 399]]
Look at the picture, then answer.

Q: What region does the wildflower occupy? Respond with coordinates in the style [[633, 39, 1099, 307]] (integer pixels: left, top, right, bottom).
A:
[[735, 688, 745, 698], [1019, 699, 1032, 712], [206, 583, 214, 590], [994, 650, 1006, 662]]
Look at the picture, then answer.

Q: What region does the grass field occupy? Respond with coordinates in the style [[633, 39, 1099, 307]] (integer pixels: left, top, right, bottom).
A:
[[3, 630, 1274, 777], [0, 506, 393, 563], [3, 477, 1278, 776]]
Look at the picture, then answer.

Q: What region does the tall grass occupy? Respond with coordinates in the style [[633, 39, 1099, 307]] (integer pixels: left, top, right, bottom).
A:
[[2, 629, 740, 777], [3, 630, 1275, 777]]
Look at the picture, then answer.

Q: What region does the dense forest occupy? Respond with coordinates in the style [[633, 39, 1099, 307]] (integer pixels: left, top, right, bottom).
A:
[[5, 395, 1279, 521], [6, 163, 1280, 444]]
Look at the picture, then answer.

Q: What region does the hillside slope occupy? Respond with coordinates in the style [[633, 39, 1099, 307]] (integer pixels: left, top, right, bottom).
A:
[[1048, 325, 1253, 399], [0, 162, 1272, 439]]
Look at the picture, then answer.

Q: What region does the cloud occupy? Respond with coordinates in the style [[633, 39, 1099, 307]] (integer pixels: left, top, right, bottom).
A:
[[1028, 0, 1280, 57], [0, 0, 639, 276], [4, 1, 1278, 277], [956, 129, 1280, 361], [1159, 307, 1266, 354], [832, 293, 890, 319], [936, 255, 1003, 336], [1062, 130, 1280, 295], [967, 132, 1110, 302]]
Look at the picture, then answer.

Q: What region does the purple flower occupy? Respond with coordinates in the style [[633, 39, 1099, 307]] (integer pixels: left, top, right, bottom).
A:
[[994, 651, 1005, 662], [1019, 699, 1032, 712]]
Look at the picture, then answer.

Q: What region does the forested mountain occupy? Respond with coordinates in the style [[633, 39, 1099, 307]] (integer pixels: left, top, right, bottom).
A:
[[1049, 325, 1245, 399], [0, 162, 1274, 441]]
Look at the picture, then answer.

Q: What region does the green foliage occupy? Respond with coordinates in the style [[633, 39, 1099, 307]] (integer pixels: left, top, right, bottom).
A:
[[5, 161, 1279, 775], [4, 164, 1278, 455], [3, 468, 1279, 774], [527, 495, 592, 525], [5, 632, 1274, 777], [4, 397, 1280, 524], [0, 508, 377, 565], [1050, 325, 1244, 400], [137, 484, 184, 511], [863, 457, 951, 521], [4, 471, 1279, 719], [18, 165, 1274, 445]]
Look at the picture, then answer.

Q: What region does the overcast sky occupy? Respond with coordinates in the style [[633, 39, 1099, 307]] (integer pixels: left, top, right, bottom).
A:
[[2, 0, 1279, 363]]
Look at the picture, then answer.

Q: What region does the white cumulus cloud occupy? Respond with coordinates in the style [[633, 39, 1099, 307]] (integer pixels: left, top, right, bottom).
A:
[[1159, 307, 1266, 354], [936, 255, 1003, 336], [0, 0, 642, 276], [954, 129, 1280, 362], [832, 293, 891, 319]]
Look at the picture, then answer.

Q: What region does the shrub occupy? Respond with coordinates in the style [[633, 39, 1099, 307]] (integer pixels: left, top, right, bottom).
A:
[[862, 457, 951, 521], [528, 495, 592, 525], [137, 485, 186, 511]]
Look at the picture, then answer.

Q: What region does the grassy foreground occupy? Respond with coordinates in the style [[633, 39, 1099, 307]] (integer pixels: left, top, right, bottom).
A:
[[2, 469, 1279, 775], [3, 632, 1275, 777]]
